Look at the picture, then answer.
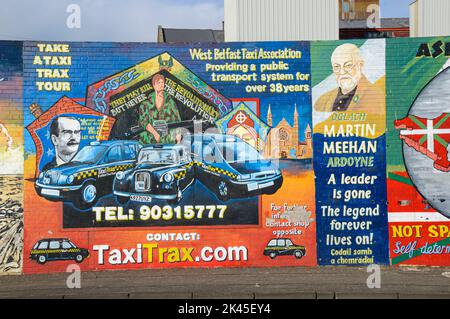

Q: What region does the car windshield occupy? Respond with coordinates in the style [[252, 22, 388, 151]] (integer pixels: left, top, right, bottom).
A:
[[72, 146, 108, 164], [138, 149, 179, 164], [216, 140, 264, 163]]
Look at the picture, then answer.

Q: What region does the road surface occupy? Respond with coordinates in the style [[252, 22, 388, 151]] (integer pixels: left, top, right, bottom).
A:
[[0, 266, 449, 299]]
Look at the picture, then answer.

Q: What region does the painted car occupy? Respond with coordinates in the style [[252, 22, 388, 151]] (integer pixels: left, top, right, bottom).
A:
[[30, 238, 89, 264], [182, 134, 283, 201], [263, 238, 306, 259], [113, 144, 195, 205], [35, 140, 142, 209]]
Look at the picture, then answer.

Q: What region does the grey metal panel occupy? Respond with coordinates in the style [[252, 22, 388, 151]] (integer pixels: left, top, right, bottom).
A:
[[409, 1, 418, 37], [225, 0, 339, 41], [413, 0, 450, 37]]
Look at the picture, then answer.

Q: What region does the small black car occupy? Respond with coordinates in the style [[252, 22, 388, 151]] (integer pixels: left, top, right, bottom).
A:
[[30, 238, 89, 264], [35, 140, 142, 210], [181, 134, 283, 201], [113, 144, 195, 205], [264, 238, 306, 259]]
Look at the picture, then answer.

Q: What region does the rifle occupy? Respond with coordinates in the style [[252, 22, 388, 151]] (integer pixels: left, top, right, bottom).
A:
[[124, 120, 204, 138]]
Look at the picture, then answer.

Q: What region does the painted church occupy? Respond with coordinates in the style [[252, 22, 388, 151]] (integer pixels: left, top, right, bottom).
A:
[[264, 105, 313, 160]]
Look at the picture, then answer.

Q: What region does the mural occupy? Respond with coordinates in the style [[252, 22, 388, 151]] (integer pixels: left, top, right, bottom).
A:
[[387, 37, 450, 266], [0, 41, 24, 275], [312, 40, 389, 266], [0, 37, 449, 275], [21, 41, 316, 274]]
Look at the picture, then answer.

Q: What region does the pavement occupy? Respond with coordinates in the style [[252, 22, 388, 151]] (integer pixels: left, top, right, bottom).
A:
[[0, 266, 449, 299]]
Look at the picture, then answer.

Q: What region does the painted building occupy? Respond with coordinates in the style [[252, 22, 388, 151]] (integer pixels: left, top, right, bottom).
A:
[[216, 101, 270, 152], [264, 105, 312, 160]]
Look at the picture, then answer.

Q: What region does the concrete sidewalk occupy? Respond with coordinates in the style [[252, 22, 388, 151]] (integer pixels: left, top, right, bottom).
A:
[[0, 266, 449, 299]]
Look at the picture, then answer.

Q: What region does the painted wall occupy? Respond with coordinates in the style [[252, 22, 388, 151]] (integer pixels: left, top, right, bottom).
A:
[[386, 37, 450, 266], [0, 41, 24, 275], [312, 39, 389, 266], [0, 37, 448, 275]]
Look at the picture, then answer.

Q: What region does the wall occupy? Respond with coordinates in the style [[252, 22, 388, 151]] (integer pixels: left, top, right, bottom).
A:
[[410, 0, 450, 38], [410, 1, 419, 38], [386, 37, 450, 266], [312, 39, 389, 265], [0, 37, 449, 275], [224, 0, 339, 41], [0, 41, 24, 275]]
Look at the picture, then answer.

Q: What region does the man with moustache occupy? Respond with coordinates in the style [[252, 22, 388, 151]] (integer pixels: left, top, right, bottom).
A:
[[43, 116, 81, 171], [314, 43, 384, 113]]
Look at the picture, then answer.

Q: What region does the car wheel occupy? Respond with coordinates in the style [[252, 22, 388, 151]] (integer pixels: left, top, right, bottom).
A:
[[37, 255, 47, 264], [74, 182, 97, 210], [269, 252, 277, 259], [217, 181, 230, 202], [294, 250, 304, 259], [116, 196, 129, 205], [75, 254, 84, 263], [167, 190, 182, 206]]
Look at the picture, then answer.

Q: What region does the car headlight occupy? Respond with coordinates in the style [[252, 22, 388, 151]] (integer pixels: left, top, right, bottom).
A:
[[163, 173, 174, 183], [237, 174, 251, 181], [66, 175, 75, 184], [116, 171, 125, 180], [39, 172, 44, 180]]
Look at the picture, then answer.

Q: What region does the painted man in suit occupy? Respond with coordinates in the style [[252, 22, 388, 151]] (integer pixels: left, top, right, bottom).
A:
[[43, 116, 81, 171], [314, 43, 384, 113]]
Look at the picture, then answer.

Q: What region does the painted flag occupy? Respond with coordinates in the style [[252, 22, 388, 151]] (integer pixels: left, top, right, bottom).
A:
[[395, 114, 450, 172]]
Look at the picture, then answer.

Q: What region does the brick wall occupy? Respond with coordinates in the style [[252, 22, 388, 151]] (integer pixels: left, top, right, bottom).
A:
[[0, 38, 449, 275]]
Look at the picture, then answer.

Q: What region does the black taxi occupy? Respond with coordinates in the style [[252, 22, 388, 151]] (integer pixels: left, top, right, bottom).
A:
[[113, 144, 195, 205], [264, 238, 306, 259], [181, 134, 283, 201], [30, 238, 89, 264], [35, 140, 142, 209]]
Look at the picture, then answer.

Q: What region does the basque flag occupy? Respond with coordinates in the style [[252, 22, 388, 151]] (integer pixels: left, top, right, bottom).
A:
[[395, 114, 450, 172]]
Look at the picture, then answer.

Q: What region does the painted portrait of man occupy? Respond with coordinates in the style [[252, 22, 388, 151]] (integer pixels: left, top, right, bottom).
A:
[[43, 116, 81, 171], [314, 43, 384, 113]]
